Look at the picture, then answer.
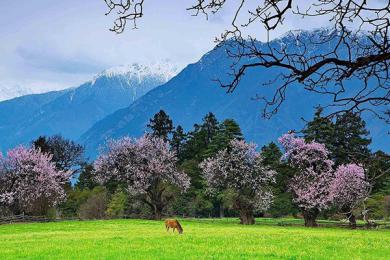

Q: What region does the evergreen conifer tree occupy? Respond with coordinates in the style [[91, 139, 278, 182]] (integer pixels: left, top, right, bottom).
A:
[[147, 110, 174, 141]]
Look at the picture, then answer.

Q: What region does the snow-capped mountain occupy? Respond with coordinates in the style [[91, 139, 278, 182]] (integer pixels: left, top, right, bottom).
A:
[[0, 83, 34, 101], [92, 62, 178, 84], [0, 62, 178, 152]]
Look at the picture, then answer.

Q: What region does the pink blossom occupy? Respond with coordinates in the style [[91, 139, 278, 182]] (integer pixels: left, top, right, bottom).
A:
[[279, 133, 334, 211], [329, 164, 369, 212], [200, 139, 275, 212], [0, 146, 71, 213], [94, 134, 190, 195]]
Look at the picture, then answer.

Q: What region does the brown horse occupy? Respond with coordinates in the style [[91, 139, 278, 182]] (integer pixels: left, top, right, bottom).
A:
[[165, 219, 183, 234]]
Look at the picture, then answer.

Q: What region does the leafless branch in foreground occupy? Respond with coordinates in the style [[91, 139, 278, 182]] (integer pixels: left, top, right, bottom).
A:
[[104, 0, 144, 33], [105, 0, 390, 122]]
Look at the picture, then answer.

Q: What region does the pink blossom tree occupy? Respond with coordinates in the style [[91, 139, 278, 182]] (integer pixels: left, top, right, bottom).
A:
[[0, 146, 71, 215], [279, 133, 334, 227], [200, 139, 275, 225], [330, 164, 369, 228], [94, 134, 190, 220]]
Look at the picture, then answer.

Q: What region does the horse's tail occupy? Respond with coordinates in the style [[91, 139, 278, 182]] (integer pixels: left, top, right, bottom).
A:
[[176, 220, 183, 234]]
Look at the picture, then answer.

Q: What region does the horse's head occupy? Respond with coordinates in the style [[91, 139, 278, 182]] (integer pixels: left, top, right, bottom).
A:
[[176, 221, 183, 234]]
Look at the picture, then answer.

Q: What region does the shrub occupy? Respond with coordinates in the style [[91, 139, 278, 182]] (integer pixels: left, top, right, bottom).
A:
[[78, 187, 108, 220], [59, 188, 92, 218], [106, 189, 128, 219], [365, 195, 385, 220], [384, 195, 390, 220]]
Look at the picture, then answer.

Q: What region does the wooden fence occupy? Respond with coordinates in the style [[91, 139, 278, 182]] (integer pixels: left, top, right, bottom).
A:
[[0, 215, 78, 225], [0, 215, 389, 229], [275, 221, 390, 229]]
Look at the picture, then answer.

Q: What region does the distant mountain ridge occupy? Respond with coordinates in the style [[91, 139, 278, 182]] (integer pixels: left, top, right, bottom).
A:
[[92, 62, 178, 84], [0, 83, 36, 101], [0, 63, 178, 152], [81, 31, 390, 157]]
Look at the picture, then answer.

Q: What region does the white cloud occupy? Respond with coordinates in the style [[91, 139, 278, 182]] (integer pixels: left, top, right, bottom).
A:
[[0, 0, 334, 95]]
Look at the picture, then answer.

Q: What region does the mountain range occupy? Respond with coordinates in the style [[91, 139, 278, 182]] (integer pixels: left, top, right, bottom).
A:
[[80, 35, 389, 157], [0, 31, 388, 157], [0, 63, 178, 152]]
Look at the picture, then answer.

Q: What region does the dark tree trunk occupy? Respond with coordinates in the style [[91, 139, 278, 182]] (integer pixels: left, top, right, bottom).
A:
[[144, 197, 165, 220], [152, 203, 164, 220], [303, 209, 319, 227], [239, 210, 255, 225], [234, 198, 255, 225], [147, 180, 170, 220], [154, 209, 162, 220], [29, 197, 50, 216], [346, 212, 357, 229]]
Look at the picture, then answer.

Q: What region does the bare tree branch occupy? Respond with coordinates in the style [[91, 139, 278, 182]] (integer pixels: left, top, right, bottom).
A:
[[104, 0, 144, 33], [104, 0, 390, 122]]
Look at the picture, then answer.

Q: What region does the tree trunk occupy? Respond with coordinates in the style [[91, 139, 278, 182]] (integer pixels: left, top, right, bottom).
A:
[[303, 209, 319, 227], [152, 204, 164, 220], [145, 197, 164, 220], [146, 182, 168, 220], [346, 212, 357, 229], [154, 210, 162, 220], [239, 210, 255, 225], [219, 203, 225, 218]]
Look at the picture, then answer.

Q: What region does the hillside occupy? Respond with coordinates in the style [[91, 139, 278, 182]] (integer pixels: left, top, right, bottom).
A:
[[81, 33, 390, 156]]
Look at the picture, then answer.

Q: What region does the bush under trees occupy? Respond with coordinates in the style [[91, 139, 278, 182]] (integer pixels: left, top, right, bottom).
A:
[[106, 188, 128, 219], [78, 187, 108, 220]]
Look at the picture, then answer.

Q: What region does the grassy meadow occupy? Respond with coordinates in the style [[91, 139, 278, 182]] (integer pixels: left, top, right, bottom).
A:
[[0, 218, 389, 259]]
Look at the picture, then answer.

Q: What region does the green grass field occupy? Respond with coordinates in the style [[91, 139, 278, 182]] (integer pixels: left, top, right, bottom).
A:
[[0, 218, 389, 259]]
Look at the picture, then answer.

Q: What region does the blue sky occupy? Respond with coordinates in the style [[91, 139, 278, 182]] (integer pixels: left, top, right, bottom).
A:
[[0, 0, 329, 93]]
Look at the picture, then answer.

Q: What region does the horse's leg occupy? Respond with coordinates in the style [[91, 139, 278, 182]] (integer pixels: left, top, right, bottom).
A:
[[173, 227, 176, 233]]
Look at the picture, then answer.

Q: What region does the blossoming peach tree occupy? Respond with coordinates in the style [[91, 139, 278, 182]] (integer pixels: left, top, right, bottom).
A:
[[279, 133, 335, 227], [200, 139, 275, 225], [279, 133, 371, 227], [330, 164, 369, 228], [0, 146, 71, 215], [94, 134, 190, 220]]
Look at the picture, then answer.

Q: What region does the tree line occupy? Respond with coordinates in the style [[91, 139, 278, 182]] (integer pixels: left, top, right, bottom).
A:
[[0, 109, 389, 227]]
